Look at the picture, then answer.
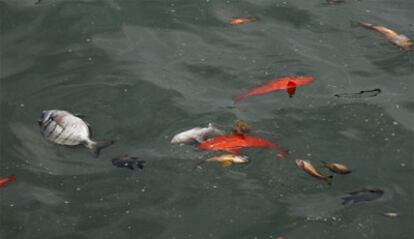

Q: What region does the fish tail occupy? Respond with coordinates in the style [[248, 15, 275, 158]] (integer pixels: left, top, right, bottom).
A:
[[341, 196, 353, 205], [8, 175, 17, 183], [233, 93, 248, 102], [249, 17, 258, 22], [271, 144, 289, 155], [325, 175, 334, 186], [91, 140, 115, 157], [350, 20, 364, 28], [136, 160, 146, 170]]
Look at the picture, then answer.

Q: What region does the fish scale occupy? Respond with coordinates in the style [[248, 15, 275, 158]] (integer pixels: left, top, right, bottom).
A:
[[38, 110, 113, 156]]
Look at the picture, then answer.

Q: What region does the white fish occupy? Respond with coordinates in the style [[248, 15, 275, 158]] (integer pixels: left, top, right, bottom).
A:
[[38, 110, 113, 156], [171, 123, 223, 144], [383, 212, 399, 217]]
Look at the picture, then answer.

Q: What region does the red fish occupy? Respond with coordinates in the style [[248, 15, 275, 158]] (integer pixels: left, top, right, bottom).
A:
[[198, 134, 288, 156], [0, 175, 16, 188], [229, 17, 257, 25], [233, 76, 315, 102]]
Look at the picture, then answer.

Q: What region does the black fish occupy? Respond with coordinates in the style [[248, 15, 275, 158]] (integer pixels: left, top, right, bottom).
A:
[[112, 155, 145, 170], [334, 89, 381, 98], [341, 188, 384, 205]]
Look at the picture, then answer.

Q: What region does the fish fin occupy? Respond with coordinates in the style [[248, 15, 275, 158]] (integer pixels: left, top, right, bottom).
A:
[[87, 124, 93, 137], [136, 160, 145, 170], [286, 81, 297, 98], [341, 196, 353, 205], [271, 144, 289, 155], [275, 153, 286, 158], [325, 175, 333, 186], [74, 113, 86, 118], [8, 175, 17, 183], [227, 148, 242, 155], [233, 93, 248, 102], [194, 136, 204, 144], [92, 140, 115, 157], [220, 160, 233, 167], [350, 20, 363, 28]]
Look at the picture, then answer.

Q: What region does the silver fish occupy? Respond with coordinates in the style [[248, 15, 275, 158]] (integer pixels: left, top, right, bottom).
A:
[[38, 110, 113, 156], [171, 123, 223, 144]]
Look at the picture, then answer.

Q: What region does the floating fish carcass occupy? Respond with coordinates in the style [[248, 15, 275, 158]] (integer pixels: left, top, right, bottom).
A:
[[171, 123, 223, 144], [38, 110, 113, 156]]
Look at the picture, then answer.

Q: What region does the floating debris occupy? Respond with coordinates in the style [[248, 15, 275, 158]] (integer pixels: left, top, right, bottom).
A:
[[38, 110, 114, 157], [334, 88, 381, 98], [112, 155, 145, 170], [342, 188, 384, 205]]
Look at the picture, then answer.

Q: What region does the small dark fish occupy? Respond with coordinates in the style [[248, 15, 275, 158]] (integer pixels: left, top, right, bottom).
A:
[[342, 188, 384, 205], [326, 0, 346, 4], [334, 88, 381, 98], [112, 155, 145, 170]]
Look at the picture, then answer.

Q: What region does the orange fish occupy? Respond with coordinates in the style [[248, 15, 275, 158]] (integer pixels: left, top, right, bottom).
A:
[[229, 17, 257, 25], [233, 76, 315, 102], [0, 175, 16, 188], [198, 134, 288, 156], [296, 160, 333, 185]]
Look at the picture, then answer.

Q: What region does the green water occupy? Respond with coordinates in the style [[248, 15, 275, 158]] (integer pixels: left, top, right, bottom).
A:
[[1, 0, 413, 238]]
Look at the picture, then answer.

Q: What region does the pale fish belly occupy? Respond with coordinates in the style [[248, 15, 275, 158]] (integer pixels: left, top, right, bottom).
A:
[[42, 115, 90, 146]]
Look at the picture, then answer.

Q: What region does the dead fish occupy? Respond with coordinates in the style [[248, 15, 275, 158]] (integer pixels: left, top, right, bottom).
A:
[[383, 212, 399, 217], [321, 161, 351, 175], [295, 160, 333, 185], [196, 154, 249, 168], [334, 88, 381, 98], [352, 21, 413, 51], [112, 155, 145, 170], [171, 123, 223, 144], [38, 110, 114, 157], [342, 188, 384, 205], [232, 120, 251, 135]]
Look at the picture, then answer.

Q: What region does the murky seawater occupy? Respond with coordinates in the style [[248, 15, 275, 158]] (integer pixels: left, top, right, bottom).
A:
[[1, 0, 413, 238]]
